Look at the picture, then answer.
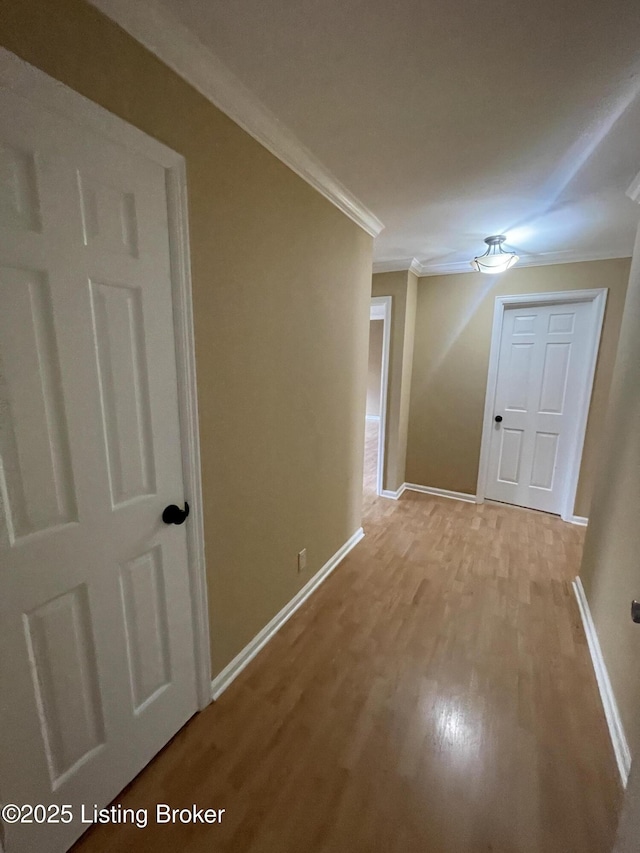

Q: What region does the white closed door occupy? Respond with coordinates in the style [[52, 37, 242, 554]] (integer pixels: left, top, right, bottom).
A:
[[0, 87, 198, 853], [484, 300, 594, 514]]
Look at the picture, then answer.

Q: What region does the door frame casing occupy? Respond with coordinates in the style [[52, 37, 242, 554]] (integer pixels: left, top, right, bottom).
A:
[[0, 48, 212, 710], [369, 296, 392, 497], [476, 288, 608, 523]]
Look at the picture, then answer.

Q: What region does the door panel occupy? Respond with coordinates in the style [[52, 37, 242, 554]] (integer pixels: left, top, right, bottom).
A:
[[530, 431, 559, 490], [0, 87, 198, 853], [497, 428, 524, 484], [77, 172, 140, 258], [548, 311, 575, 334], [120, 546, 172, 712], [25, 585, 106, 787], [538, 342, 571, 414], [0, 266, 77, 541], [90, 278, 156, 505], [504, 343, 533, 411], [0, 140, 41, 231], [512, 313, 536, 335], [485, 300, 594, 513]]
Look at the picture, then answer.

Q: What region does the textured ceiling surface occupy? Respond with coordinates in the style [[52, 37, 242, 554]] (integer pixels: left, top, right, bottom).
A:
[[159, 0, 640, 268]]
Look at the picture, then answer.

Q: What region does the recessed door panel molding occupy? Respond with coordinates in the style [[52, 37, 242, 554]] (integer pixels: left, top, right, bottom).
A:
[[77, 171, 140, 258], [0, 54, 207, 853], [538, 342, 571, 415], [504, 343, 534, 412], [0, 265, 77, 543], [0, 140, 42, 232], [23, 584, 105, 788], [548, 312, 575, 335], [479, 289, 607, 518], [90, 278, 156, 507], [530, 432, 559, 490], [121, 546, 171, 713], [497, 428, 523, 484], [512, 314, 535, 335]]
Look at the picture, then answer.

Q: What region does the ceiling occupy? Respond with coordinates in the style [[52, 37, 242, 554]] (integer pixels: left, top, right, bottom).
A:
[[108, 0, 640, 271]]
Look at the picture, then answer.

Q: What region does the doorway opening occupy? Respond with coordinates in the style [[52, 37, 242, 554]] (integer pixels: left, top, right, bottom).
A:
[[364, 297, 391, 498]]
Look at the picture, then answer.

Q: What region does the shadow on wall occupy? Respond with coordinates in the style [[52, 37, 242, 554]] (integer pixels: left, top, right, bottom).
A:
[[417, 273, 501, 390]]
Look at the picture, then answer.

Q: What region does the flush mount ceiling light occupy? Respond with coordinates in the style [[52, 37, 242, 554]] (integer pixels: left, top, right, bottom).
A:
[[471, 235, 519, 274]]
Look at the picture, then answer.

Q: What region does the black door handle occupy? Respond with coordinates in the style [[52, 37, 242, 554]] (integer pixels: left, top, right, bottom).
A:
[[162, 502, 190, 525], [495, 415, 503, 423]]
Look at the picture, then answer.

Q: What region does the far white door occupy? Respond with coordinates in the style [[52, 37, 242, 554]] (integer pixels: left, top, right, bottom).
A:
[[0, 86, 198, 852], [484, 298, 601, 514]]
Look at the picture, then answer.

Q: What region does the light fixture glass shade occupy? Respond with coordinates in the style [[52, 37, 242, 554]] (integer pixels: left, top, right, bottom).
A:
[[471, 236, 519, 274]]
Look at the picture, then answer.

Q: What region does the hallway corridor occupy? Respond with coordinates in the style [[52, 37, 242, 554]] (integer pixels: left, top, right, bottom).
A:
[[74, 420, 621, 853]]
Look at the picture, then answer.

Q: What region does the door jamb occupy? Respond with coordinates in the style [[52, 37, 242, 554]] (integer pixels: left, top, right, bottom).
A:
[[476, 288, 607, 523], [369, 297, 392, 497], [0, 48, 213, 710]]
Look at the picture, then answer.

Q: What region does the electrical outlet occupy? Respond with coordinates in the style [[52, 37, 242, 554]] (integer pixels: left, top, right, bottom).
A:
[[297, 548, 307, 573]]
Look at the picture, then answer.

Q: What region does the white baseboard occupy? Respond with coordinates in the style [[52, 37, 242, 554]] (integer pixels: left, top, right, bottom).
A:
[[573, 577, 631, 786], [565, 514, 589, 526], [404, 483, 477, 503], [211, 527, 365, 700], [380, 483, 406, 500]]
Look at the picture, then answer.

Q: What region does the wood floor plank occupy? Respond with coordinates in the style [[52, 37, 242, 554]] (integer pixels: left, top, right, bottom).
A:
[[72, 420, 621, 852]]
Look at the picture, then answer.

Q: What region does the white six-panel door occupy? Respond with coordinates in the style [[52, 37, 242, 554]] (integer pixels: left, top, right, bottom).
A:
[[484, 300, 595, 514], [0, 86, 198, 852]]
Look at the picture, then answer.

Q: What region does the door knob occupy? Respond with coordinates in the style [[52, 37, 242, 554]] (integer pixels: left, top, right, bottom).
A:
[[162, 502, 190, 525], [632, 601, 640, 624], [494, 415, 503, 423]]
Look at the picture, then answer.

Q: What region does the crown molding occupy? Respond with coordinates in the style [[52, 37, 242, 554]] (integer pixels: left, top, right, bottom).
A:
[[372, 257, 422, 275], [88, 0, 384, 238], [401, 246, 633, 277], [627, 170, 640, 204]]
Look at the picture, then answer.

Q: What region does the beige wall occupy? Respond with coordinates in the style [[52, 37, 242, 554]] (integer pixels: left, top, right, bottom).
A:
[[367, 319, 384, 417], [371, 270, 417, 491], [614, 757, 640, 852], [406, 258, 631, 516], [2, 0, 373, 676], [580, 225, 640, 761]]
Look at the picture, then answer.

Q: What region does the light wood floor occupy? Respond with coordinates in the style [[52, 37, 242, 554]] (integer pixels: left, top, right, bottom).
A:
[[73, 420, 621, 853]]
